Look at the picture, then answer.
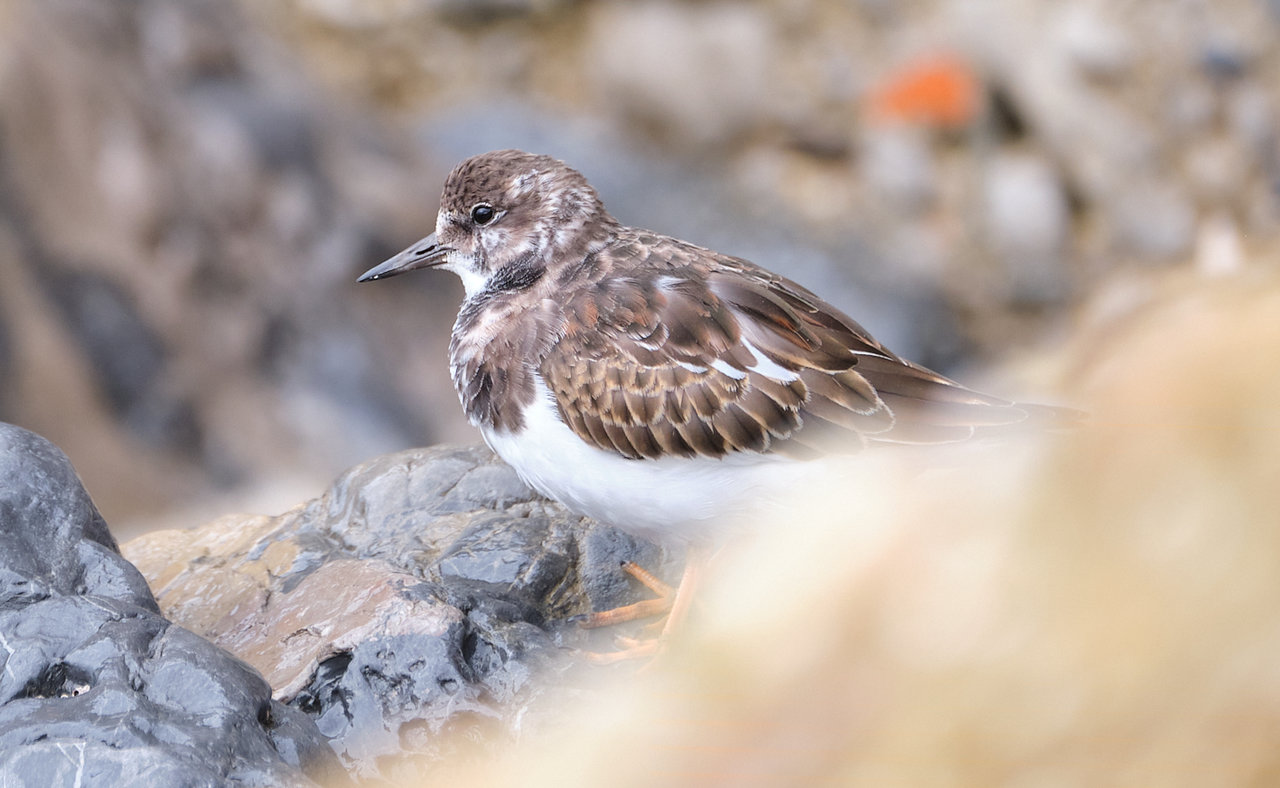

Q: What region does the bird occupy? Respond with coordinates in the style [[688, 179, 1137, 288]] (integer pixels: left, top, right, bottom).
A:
[[358, 149, 1075, 651]]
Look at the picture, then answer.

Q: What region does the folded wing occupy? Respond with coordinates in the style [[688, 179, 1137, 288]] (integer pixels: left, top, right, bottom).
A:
[[541, 241, 1073, 460]]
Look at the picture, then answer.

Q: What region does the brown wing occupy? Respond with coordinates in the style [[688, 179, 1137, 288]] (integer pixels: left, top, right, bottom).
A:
[[541, 238, 1070, 460]]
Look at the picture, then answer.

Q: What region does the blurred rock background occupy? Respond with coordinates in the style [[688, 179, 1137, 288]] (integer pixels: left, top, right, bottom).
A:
[[0, 0, 1276, 536]]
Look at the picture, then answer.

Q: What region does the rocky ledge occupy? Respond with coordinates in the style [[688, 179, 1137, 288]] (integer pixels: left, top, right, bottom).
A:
[[1, 421, 682, 784], [0, 423, 343, 786], [123, 443, 680, 782]]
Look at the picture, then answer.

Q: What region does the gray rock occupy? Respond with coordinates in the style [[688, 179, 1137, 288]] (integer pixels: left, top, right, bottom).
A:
[[307, 445, 683, 621], [127, 443, 687, 780], [0, 423, 342, 787]]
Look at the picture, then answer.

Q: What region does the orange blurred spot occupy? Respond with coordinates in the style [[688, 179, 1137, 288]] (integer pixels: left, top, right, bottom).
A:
[[867, 55, 982, 129]]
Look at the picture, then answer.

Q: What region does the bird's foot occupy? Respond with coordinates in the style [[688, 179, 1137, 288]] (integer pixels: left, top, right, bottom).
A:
[[574, 550, 705, 665], [577, 561, 674, 629]]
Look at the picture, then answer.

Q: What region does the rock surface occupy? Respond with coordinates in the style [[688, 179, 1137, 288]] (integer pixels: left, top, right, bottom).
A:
[[0, 423, 343, 787], [125, 443, 681, 781]]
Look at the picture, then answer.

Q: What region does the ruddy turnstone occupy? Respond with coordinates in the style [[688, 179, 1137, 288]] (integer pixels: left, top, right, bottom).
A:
[[359, 149, 1073, 641]]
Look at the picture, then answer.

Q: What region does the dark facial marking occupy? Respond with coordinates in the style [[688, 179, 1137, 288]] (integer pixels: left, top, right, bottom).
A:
[[485, 254, 546, 294]]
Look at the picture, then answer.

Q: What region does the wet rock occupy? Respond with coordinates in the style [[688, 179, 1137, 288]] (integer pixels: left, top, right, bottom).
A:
[[125, 443, 684, 780], [0, 422, 342, 787]]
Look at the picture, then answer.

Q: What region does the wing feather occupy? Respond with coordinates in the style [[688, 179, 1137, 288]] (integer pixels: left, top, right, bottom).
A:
[[539, 233, 1074, 460]]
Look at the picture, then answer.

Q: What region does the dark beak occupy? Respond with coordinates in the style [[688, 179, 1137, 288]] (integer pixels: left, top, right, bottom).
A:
[[357, 233, 452, 282]]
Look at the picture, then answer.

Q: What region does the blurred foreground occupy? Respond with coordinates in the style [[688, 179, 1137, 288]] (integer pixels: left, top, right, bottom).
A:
[[410, 269, 1280, 786]]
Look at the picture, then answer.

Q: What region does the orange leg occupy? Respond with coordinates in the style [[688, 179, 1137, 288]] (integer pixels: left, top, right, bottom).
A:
[[578, 561, 676, 629], [579, 546, 707, 664], [659, 551, 702, 642]]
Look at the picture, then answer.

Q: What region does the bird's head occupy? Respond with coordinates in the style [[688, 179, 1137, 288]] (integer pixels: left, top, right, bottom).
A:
[[358, 149, 617, 297]]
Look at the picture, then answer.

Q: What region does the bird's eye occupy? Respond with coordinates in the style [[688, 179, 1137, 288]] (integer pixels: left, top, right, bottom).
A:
[[470, 203, 496, 226]]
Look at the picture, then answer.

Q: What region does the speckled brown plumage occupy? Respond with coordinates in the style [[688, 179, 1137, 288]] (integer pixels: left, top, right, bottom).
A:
[[360, 149, 1075, 464], [539, 229, 1053, 459]]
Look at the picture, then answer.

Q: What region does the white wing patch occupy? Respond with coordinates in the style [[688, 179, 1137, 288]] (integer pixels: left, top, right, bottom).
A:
[[709, 358, 747, 380], [740, 340, 800, 383]]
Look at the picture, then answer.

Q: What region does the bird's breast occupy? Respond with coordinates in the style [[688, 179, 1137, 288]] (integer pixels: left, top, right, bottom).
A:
[[449, 292, 561, 434]]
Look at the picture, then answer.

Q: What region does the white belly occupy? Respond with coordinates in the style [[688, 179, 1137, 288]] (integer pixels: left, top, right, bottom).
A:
[[481, 379, 815, 544]]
